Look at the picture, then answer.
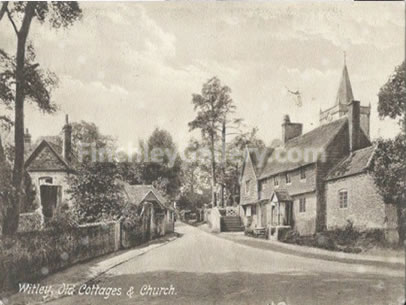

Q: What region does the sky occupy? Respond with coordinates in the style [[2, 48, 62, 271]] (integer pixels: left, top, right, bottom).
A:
[[0, 1, 404, 150]]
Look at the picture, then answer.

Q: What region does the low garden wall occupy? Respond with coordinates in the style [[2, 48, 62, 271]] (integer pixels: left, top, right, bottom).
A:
[[0, 221, 120, 293]]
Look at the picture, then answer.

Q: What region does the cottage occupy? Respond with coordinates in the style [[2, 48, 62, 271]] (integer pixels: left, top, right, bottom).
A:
[[325, 146, 398, 242], [239, 63, 397, 240], [121, 182, 175, 239], [24, 115, 77, 221]]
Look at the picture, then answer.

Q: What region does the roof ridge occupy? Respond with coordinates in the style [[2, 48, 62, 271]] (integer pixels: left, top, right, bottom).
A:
[[284, 117, 347, 146]]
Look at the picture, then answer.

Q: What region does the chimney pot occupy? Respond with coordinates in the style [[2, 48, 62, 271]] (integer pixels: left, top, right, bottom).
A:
[[282, 115, 303, 144], [348, 100, 360, 152], [63, 115, 72, 162], [24, 128, 31, 151]]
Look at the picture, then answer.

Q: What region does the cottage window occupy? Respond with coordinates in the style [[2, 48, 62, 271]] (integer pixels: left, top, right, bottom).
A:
[[274, 176, 279, 187], [299, 197, 306, 213], [285, 172, 291, 184], [339, 190, 348, 208], [300, 168, 306, 180]]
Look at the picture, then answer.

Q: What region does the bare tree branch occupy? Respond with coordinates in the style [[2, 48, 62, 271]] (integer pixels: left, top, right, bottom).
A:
[[0, 2, 8, 21], [6, 6, 18, 35]]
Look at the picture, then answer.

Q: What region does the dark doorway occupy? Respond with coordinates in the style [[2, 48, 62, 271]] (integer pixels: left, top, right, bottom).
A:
[[40, 185, 60, 220]]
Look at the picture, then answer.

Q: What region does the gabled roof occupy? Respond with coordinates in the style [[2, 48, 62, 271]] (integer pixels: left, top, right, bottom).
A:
[[270, 190, 292, 202], [335, 64, 354, 106], [25, 140, 71, 171], [121, 181, 173, 211], [240, 146, 273, 182], [259, 118, 348, 179], [326, 145, 375, 181]]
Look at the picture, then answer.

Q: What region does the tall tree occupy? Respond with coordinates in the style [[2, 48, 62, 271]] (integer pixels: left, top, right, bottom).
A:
[[373, 61, 406, 244], [182, 138, 211, 195], [188, 77, 236, 206], [0, 2, 81, 234], [378, 61, 406, 134], [371, 135, 406, 244], [134, 128, 182, 200]]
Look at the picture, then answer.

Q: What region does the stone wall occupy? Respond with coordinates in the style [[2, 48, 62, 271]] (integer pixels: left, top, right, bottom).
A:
[[326, 173, 397, 231], [0, 221, 120, 293], [291, 193, 317, 235]]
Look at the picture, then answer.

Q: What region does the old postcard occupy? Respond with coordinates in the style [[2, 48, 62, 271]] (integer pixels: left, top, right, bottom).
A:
[[0, 1, 405, 305]]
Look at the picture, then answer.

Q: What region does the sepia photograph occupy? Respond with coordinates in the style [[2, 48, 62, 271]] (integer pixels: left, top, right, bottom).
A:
[[0, 1, 405, 305]]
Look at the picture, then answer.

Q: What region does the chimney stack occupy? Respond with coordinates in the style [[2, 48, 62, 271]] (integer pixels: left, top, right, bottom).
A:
[[282, 115, 303, 144], [348, 100, 360, 152], [24, 128, 31, 151], [62, 114, 72, 162]]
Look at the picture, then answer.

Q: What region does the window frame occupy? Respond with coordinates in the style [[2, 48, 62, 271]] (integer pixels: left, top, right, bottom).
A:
[[39, 176, 53, 185], [245, 179, 250, 194], [300, 167, 306, 181], [339, 190, 348, 209], [273, 176, 279, 187], [299, 197, 306, 213], [285, 172, 291, 185]]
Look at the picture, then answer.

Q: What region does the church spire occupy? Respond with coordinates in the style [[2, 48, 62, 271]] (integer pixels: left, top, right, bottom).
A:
[[335, 56, 354, 106]]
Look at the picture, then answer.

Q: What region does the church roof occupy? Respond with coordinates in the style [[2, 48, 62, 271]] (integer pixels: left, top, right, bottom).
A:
[[335, 64, 354, 106]]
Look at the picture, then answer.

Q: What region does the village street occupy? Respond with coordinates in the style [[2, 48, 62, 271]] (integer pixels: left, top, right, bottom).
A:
[[44, 222, 404, 305]]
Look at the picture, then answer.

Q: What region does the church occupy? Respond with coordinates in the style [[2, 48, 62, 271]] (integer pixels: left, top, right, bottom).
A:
[[239, 62, 398, 243]]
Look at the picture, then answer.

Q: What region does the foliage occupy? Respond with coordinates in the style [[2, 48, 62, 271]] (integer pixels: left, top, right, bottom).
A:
[[371, 135, 406, 242], [378, 61, 406, 130], [68, 120, 116, 154], [188, 77, 236, 205], [125, 128, 183, 200], [120, 203, 143, 231], [0, 46, 59, 115], [0, 1, 81, 234], [181, 138, 211, 194], [176, 190, 211, 212], [68, 162, 127, 223]]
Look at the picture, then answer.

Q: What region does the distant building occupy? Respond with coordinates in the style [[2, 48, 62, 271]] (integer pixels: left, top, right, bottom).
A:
[[121, 182, 175, 239], [319, 64, 371, 138], [239, 63, 397, 242]]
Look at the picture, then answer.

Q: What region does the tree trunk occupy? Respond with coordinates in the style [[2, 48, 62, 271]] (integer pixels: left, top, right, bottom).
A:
[[397, 199, 405, 246], [210, 134, 217, 206], [2, 3, 35, 235], [220, 121, 226, 207]]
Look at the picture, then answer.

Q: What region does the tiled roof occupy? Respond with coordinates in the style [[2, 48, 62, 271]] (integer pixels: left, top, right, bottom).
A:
[[326, 145, 375, 181], [24, 138, 78, 171], [271, 190, 292, 202], [248, 146, 273, 175], [120, 181, 172, 210], [259, 118, 348, 179]]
